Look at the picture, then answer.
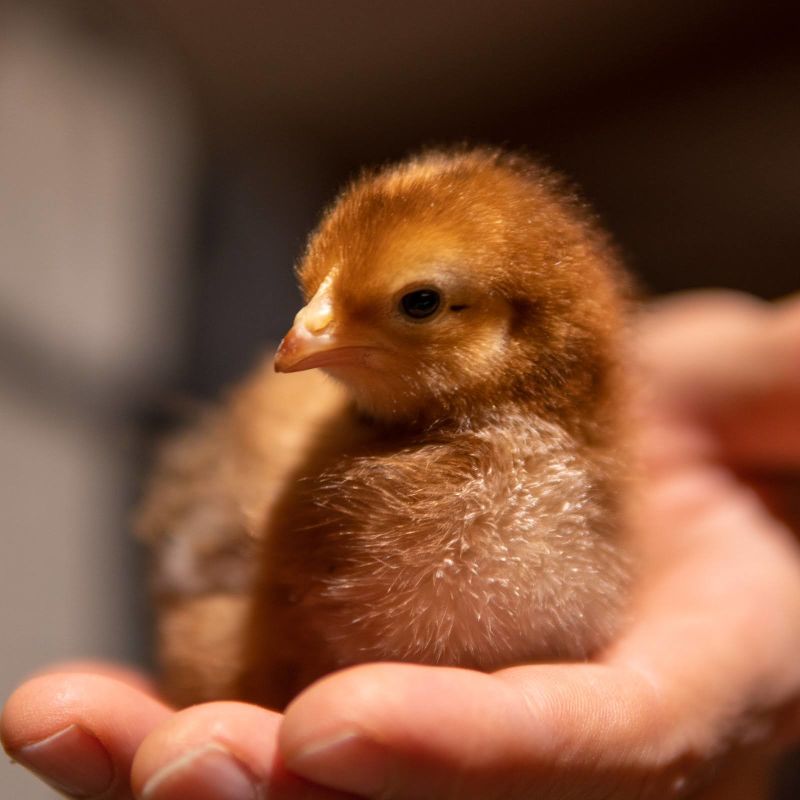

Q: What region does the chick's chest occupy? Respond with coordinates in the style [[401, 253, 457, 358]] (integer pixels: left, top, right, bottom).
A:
[[253, 413, 622, 674]]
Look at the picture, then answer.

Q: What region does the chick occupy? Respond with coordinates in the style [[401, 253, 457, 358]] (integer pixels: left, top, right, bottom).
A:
[[139, 148, 631, 711]]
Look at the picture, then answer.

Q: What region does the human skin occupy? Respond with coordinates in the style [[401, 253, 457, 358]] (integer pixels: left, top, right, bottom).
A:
[[2, 290, 800, 800]]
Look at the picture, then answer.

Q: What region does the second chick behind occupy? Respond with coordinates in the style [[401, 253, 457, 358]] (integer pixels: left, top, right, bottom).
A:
[[139, 148, 632, 711]]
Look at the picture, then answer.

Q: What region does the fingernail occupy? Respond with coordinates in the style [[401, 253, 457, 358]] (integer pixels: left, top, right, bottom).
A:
[[142, 742, 263, 800], [12, 724, 114, 798], [286, 731, 389, 796]]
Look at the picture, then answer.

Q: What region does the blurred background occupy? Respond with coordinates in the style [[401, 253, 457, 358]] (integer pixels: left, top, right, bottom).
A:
[[0, 0, 797, 796]]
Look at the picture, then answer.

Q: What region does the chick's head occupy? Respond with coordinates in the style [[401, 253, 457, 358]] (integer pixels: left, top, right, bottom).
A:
[[276, 149, 629, 428]]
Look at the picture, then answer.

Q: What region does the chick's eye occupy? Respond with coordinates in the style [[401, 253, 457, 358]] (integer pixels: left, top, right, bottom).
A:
[[400, 289, 440, 320]]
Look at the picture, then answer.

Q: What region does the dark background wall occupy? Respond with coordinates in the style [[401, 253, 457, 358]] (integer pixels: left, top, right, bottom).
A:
[[106, 0, 799, 396]]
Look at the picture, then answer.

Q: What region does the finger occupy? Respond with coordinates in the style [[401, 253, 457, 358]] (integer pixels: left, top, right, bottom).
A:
[[636, 290, 770, 404], [279, 661, 686, 800], [131, 701, 357, 800], [1, 672, 172, 799], [636, 290, 773, 403], [637, 290, 800, 468]]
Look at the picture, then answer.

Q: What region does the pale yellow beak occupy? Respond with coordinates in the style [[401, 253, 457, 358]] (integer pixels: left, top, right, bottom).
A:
[[274, 276, 379, 373]]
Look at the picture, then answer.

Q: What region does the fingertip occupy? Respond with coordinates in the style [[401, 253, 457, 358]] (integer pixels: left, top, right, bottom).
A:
[[279, 664, 409, 796], [2, 674, 83, 752], [130, 702, 276, 799], [131, 701, 351, 800], [2, 672, 172, 799], [5, 672, 169, 742]]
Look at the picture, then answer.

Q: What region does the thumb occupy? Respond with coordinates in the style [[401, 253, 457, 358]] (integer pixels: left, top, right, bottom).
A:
[[278, 661, 689, 800]]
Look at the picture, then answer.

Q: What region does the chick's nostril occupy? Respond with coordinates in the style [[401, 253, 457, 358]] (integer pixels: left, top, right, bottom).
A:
[[298, 303, 334, 335], [305, 314, 332, 334]]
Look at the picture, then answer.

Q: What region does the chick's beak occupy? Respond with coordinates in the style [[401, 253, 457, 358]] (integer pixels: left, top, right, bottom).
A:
[[274, 281, 376, 373], [274, 295, 335, 373]]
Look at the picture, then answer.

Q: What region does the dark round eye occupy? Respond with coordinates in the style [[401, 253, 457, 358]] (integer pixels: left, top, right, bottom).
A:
[[400, 289, 441, 319]]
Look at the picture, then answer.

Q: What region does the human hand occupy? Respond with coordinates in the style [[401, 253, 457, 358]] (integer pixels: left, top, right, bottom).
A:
[[0, 662, 353, 799], [3, 291, 800, 799]]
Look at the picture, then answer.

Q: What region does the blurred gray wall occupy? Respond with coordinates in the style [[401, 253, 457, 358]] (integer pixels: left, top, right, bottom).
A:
[[0, 4, 193, 796]]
